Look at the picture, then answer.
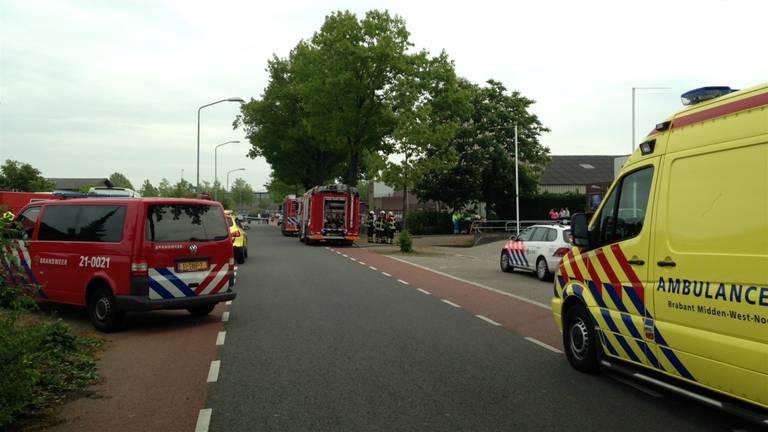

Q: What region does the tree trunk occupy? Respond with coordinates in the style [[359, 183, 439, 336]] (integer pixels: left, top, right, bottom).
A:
[[401, 150, 408, 231]]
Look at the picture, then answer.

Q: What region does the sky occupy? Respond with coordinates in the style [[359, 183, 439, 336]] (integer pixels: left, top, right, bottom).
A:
[[1, 0, 766, 191]]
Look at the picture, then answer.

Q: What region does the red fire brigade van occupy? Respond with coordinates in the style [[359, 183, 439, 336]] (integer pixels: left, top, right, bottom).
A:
[[0, 191, 60, 215], [2, 198, 236, 331], [298, 184, 360, 245], [281, 195, 300, 236]]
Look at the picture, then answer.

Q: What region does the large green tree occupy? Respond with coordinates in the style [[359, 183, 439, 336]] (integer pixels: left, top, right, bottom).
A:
[[108, 172, 134, 190], [0, 160, 54, 192], [237, 10, 456, 188], [229, 178, 254, 207], [264, 174, 304, 204], [139, 179, 158, 197], [413, 80, 550, 217]]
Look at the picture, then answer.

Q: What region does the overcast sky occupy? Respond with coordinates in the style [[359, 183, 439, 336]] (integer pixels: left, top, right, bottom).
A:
[[1, 0, 766, 191]]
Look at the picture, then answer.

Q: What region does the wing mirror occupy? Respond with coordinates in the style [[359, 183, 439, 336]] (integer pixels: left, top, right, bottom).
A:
[[570, 213, 591, 248]]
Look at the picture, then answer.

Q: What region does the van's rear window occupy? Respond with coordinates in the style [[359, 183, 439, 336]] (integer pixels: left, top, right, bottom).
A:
[[146, 205, 228, 242]]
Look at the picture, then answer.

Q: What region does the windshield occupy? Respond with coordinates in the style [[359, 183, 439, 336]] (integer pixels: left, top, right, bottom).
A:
[[145, 204, 228, 242]]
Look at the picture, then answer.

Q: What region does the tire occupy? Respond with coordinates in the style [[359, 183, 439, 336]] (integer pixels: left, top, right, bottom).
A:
[[563, 303, 600, 373], [500, 252, 513, 273], [244, 243, 248, 259], [235, 248, 245, 264], [536, 257, 552, 281], [188, 304, 216, 316], [88, 287, 124, 333]]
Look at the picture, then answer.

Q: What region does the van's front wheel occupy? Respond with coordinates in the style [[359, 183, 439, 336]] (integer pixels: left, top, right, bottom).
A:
[[188, 304, 215, 316], [88, 288, 124, 332], [563, 303, 600, 372]]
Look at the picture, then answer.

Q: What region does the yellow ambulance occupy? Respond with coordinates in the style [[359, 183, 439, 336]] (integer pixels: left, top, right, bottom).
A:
[[552, 83, 768, 418]]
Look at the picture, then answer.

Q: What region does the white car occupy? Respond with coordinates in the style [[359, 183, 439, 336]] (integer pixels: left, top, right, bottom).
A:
[[500, 224, 571, 281]]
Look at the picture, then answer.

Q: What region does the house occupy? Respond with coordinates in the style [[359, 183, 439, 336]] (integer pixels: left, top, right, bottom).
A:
[[47, 178, 113, 192], [538, 155, 629, 211]]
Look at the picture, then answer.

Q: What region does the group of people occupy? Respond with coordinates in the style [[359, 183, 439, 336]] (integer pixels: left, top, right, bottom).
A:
[[366, 210, 396, 244], [548, 207, 570, 221]]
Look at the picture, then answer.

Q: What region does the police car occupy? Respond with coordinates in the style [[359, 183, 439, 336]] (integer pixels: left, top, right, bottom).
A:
[[500, 224, 571, 281]]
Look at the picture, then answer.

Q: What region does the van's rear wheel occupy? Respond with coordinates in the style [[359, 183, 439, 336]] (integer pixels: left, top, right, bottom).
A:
[[563, 303, 600, 373], [88, 287, 124, 333], [188, 304, 215, 316]]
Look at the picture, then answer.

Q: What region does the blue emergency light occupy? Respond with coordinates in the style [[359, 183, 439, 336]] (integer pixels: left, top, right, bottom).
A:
[[681, 86, 737, 106]]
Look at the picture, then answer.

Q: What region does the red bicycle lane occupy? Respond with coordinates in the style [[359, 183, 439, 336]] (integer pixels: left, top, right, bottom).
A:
[[329, 247, 563, 352]]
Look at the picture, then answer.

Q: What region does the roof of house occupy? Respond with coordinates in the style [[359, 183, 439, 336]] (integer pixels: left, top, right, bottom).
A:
[[47, 178, 113, 191], [540, 155, 624, 185]]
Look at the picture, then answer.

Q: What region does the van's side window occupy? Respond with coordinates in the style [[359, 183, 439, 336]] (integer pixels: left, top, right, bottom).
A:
[[15, 207, 40, 240], [596, 167, 654, 246], [39, 205, 126, 242]]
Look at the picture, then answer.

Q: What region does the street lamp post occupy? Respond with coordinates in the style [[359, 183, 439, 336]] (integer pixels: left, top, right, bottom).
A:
[[632, 87, 671, 152], [197, 97, 245, 191], [226, 168, 245, 193], [214, 140, 240, 201]]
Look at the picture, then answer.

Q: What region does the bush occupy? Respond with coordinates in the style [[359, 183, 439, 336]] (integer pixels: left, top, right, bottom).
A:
[[397, 230, 413, 253], [405, 210, 452, 235]]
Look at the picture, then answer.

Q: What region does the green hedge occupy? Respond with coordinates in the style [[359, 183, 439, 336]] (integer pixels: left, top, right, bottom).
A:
[[405, 210, 452, 235]]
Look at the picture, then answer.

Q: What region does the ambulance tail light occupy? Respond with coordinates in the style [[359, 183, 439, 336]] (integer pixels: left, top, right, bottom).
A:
[[232, 230, 241, 238], [553, 248, 570, 257], [131, 258, 148, 276]]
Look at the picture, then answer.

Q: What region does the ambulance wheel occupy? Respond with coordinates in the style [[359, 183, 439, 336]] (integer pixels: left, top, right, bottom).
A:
[[244, 243, 248, 259], [564, 303, 600, 373], [536, 257, 552, 281], [500, 252, 513, 273], [88, 287, 124, 333], [188, 304, 215, 316]]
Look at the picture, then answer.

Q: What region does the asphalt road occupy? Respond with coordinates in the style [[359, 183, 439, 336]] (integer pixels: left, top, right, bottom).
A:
[[205, 225, 758, 431]]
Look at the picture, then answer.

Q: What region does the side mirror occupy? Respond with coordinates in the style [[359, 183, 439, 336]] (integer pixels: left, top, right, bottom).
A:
[[570, 213, 591, 248]]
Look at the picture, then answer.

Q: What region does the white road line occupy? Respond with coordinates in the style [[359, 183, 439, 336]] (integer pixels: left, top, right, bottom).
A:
[[207, 360, 221, 383], [386, 256, 551, 310], [221, 311, 230, 322], [524, 337, 563, 354], [358, 261, 367, 265], [195, 408, 212, 432], [369, 266, 378, 271], [417, 288, 431, 295], [216, 331, 226, 346], [351, 258, 358, 262], [342, 254, 348, 257], [475, 314, 502, 326], [225, 300, 232, 305], [441, 299, 461, 308], [397, 279, 409, 285], [336, 251, 341, 254], [381, 272, 392, 277]]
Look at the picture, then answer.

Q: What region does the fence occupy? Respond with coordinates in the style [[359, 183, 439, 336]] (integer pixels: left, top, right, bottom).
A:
[[469, 219, 570, 235]]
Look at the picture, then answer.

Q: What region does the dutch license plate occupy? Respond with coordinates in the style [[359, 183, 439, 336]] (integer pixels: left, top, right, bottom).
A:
[[177, 260, 208, 272]]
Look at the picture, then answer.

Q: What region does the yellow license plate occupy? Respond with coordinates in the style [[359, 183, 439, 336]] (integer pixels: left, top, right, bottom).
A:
[[177, 261, 208, 272]]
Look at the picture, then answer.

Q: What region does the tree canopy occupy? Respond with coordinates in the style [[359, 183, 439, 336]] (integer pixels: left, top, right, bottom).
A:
[[139, 179, 158, 197], [108, 172, 134, 190], [0, 160, 54, 192], [229, 178, 254, 207]]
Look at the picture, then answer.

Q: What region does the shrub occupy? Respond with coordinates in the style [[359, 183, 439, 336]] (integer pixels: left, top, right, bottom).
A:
[[405, 210, 452, 235], [398, 230, 413, 253]]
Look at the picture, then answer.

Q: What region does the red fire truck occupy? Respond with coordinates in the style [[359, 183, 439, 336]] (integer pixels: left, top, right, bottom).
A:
[[0, 191, 61, 215], [281, 195, 300, 236], [298, 184, 360, 245]]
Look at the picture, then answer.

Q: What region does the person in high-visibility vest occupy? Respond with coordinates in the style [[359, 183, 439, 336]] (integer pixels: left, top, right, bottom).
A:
[[2, 211, 14, 224], [366, 211, 375, 242], [375, 211, 386, 243], [386, 211, 396, 244]]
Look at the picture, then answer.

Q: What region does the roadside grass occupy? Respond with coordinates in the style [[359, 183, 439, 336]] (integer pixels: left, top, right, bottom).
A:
[[0, 308, 104, 430]]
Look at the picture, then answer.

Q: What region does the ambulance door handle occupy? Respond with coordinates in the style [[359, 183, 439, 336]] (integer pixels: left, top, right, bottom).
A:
[[657, 259, 676, 267], [628, 259, 645, 266]]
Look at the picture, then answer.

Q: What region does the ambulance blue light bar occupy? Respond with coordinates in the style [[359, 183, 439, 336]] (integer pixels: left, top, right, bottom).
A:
[[681, 86, 737, 106]]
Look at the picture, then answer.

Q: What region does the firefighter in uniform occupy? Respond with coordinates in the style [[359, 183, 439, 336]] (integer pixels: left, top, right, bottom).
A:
[[366, 211, 375, 242], [375, 211, 386, 243], [386, 211, 396, 244]]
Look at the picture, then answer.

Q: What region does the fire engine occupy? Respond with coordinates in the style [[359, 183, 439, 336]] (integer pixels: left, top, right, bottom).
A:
[[281, 195, 300, 236], [0, 191, 61, 215], [298, 184, 360, 245]]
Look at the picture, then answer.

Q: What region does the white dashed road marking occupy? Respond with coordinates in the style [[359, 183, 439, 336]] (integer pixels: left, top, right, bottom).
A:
[[524, 337, 563, 354], [216, 331, 226, 346], [195, 408, 212, 432], [207, 360, 221, 383], [222, 311, 230, 322], [358, 261, 367, 265], [381, 272, 391, 277], [441, 299, 461, 308], [397, 279, 409, 285], [225, 300, 232, 305], [369, 266, 377, 271], [475, 314, 502, 326], [417, 288, 431, 295]]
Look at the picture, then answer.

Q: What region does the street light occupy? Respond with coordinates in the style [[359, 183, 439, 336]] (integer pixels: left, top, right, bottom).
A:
[[226, 168, 245, 192], [214, 140, 240, 201], [197, 97, 245, 191], [632, 87, 671, 152]]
